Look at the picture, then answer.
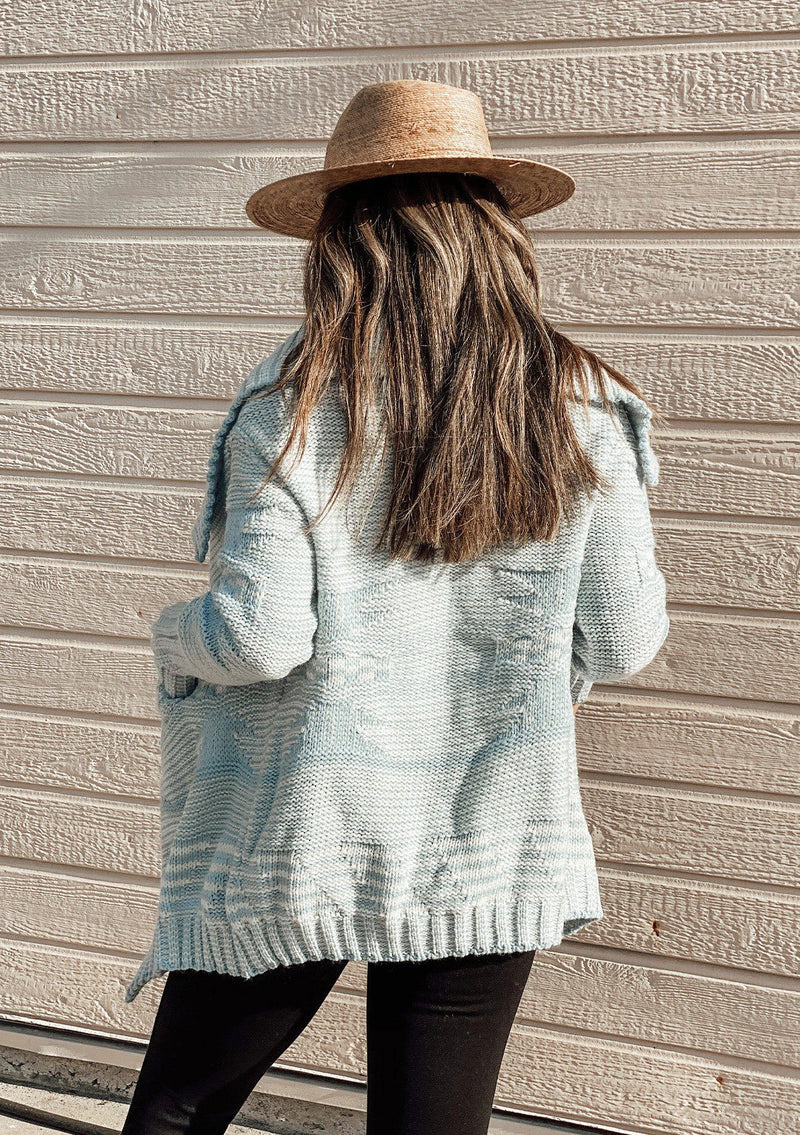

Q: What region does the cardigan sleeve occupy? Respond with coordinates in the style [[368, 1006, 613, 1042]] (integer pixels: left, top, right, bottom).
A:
[[153, 422, 318, 687], [570, 402, 669, 704]]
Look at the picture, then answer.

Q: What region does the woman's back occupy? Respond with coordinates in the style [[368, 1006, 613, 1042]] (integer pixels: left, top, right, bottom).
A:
[[124, 326, 669, 1003]]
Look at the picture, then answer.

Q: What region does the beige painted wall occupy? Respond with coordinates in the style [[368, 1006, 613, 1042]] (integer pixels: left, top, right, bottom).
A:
[[0, 5, 798, 1133]]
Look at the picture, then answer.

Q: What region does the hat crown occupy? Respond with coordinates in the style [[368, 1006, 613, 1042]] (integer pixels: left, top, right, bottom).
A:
[[324, 80, 494, 170]]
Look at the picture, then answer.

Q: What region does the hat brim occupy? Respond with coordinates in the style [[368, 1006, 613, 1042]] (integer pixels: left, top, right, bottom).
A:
[[245, 155, 575, 238]]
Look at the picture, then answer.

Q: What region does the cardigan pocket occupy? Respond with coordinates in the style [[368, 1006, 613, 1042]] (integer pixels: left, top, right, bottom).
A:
[[157, 679, 212, 867]]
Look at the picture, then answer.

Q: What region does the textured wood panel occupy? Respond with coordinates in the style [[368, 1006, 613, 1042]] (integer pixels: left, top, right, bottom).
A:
[[4, 776, 798, 888], [1, 789, 161, 876], [3, 695, 798, 802], [0, 237, 795, 325], [3, 862, 797, 979], [0, 556, 202, 637], [340, 949, 800, 1066], [0, 869, 159, 956], [0, 478, 200, 561], [0, 142, 797, 231], [1, 321, 798, 424], [576, 700, 800, 796], [575, 869, 800, 978], [583, 781, 800, 886], [0, 709, 161, 796], [0, 637, 161, 719], [636, 609, 800, 701], [1, 48, 798, 142], [4, 409, 799, 521], [3, 1, 796, 57], [1, 868, 798, 1062], [1, 608, 798, 710], [2, 524, 798, 652], [654, 520, 800, 611]]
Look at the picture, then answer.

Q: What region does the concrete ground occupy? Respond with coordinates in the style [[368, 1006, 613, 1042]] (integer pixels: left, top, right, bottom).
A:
[[0, 1020, 600, 1135], [0, 1077, 585, 1135], [0, 1080, 258, 1134]]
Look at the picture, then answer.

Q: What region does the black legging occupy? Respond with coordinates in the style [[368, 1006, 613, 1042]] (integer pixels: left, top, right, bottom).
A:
[[122, 948, 536, 1135]]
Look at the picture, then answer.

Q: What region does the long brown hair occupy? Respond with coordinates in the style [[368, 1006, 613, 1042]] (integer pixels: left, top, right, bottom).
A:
[[247, 171, 656, 564]]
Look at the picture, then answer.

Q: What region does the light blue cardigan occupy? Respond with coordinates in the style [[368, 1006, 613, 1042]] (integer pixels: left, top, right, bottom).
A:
[[124, 325, 669, 1002]]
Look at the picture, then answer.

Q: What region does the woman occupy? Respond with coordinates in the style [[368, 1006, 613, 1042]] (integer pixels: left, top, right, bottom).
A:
[[121, 80, 670, 1135]]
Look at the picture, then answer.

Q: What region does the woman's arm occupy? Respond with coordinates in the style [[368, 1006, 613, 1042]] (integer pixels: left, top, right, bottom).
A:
[[570, 403, 670, 705], [151, 423, 318, 687]]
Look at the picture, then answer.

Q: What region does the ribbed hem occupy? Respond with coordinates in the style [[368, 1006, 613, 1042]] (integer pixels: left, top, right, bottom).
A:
[[123, 865, 603, 1003]]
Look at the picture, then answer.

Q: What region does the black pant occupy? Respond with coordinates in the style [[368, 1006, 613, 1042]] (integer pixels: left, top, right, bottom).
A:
[[122, 948, 536, 1135]]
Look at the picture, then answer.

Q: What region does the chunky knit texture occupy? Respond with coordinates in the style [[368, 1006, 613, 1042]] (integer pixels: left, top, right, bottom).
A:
[[124, 324, 669, 1003]]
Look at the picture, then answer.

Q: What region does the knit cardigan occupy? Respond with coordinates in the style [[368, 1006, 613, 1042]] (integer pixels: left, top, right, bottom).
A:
[[124, 324, 669, 1003]]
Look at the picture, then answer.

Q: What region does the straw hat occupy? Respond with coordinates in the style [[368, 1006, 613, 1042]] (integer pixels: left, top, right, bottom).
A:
[[245, 79, 575, 239]]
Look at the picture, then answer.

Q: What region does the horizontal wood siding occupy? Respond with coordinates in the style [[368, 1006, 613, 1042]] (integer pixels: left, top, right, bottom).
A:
[[0, 7, 797, 1134]]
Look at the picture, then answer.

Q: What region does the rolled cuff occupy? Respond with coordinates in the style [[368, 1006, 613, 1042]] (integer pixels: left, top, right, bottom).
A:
[[570, 662, 593, 705], [159, 665, 199, 699]]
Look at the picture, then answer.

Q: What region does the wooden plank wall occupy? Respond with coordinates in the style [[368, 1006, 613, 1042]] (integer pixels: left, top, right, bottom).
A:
[[0, 5, 798, 1133]]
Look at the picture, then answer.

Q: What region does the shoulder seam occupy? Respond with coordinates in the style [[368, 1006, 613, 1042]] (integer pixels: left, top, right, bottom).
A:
[[614, 394, 660, 488], [573, 364, 660, 487]]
